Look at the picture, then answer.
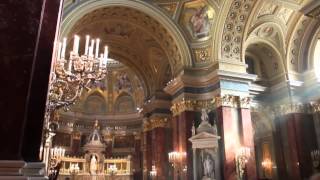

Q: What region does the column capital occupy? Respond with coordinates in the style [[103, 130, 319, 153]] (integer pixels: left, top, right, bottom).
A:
[[143, 116, 169, 132], [171, 98, 215, 116], [215, 95, 251, 109]]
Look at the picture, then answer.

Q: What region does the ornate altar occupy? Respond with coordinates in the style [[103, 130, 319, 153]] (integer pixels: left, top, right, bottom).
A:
[[189, 109, 221, 180], [57, 121, 133, 180]]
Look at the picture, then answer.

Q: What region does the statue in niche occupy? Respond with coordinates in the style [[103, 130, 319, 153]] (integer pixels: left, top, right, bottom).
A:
[[201, 108, 209, 122], [90, 155, 98, 175], [189, 6, 211, 39], [202, 152, 215, 180]]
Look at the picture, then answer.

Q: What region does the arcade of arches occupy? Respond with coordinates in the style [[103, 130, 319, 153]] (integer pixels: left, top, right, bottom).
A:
[[1, 0, 320, 180]]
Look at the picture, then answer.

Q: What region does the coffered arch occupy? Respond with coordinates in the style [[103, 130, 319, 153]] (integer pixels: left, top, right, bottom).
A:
[[60, 0, 192, 76]]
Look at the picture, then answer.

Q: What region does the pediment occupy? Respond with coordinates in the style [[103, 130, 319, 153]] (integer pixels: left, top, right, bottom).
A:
[[189, 132, 220, 141]]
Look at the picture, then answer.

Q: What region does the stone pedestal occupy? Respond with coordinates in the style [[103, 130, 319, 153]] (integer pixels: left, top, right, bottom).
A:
[[189, 132, 221, 180]]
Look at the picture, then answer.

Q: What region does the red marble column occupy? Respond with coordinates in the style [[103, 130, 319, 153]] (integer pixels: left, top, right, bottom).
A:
[[134, 136, 142, 173], [217, 104, 258, 180], [240, 108, 257, 180], [152, 127, 167, 180], [143, 130, 152, 180], [217, 106, 238, 180], [281, 113, 317, 180], [176, 111, 195, 180], [171, 115, 179, 179]]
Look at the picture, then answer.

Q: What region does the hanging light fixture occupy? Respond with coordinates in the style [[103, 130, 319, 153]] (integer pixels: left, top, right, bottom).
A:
[[48, 35, 109, 111]]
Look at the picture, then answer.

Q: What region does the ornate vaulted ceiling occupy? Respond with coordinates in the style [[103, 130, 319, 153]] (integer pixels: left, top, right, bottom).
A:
[[59, 0, 320, 127], [67, 7, 182, 96]]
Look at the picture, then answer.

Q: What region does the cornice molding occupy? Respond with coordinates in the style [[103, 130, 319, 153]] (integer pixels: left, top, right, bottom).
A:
[[169, 94, 253, 116]]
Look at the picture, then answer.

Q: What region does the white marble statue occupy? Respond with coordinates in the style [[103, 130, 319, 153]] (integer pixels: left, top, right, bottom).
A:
[[201, 109, 209, 122], [90, 155, 97, 175], [203, 154, 214, 180]]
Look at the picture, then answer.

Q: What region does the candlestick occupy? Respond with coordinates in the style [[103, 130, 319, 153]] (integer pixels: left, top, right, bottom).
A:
[[61, 38, 67, 59], [73, 35, 80, 55], [68, 53, 72, 72], [95, 38, 100, 58], [89, 40, 95, 57], [85, 35, 90, 55], [99, 53, 103, 68], [57, 42, 62, 60], [103, 46, 108, 66]]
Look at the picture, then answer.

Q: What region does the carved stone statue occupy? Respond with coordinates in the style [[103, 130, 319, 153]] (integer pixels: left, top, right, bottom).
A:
[[201, 109, 209, 122], [203, 154, 214, 180], [90, 155, 97, 175]]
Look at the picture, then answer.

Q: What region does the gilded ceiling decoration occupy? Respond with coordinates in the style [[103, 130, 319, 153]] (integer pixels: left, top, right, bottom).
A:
[[70, 63, 145, 116], [69, 6, 183, 79], [221, 0, 257, 61], [179, 0, 215, 41]]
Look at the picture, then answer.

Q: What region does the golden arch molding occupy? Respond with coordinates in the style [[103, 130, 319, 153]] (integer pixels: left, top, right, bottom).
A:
[[60, 0, 192, 75]]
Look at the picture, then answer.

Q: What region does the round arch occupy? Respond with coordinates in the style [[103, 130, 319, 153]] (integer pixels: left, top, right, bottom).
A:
[[60, 0, 192, 75], [244, 39, 287, 86]]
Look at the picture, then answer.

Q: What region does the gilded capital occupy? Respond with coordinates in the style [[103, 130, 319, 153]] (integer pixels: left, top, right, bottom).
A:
[[171, 98, 215, 116], [215, 95, 238, 108]]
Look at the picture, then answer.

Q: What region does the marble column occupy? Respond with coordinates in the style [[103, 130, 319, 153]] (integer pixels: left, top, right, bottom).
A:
[[133, 134, 142, 178], [275, 112, 317, 180], [0, 0, 62, 178], [216, 106, 238, 180], [170, 110, 195, 180], [152, 127, 167, 180], [216, 96, 257, 180], [142, 128, 152, 180], [239, 106, 257, 180]]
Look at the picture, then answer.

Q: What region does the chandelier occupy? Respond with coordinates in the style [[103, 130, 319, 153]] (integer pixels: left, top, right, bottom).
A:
[[48, 35, 109, 111]]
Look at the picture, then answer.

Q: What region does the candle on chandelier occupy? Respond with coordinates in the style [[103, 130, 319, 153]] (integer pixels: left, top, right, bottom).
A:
[[103, 46, 109, 66], [85, 35, 90, 56], [68, 52, 72, 72], [61, 38, 67, 59], [57, 42, 62, 60], [95, 38, 100, 58], [73, 35, 80, 55], [89, 39, 95, 57], [99, 53, 104, 68]]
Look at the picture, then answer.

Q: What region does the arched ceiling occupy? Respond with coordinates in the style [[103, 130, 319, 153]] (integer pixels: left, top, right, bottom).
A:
[[67, 7, 178, 97]]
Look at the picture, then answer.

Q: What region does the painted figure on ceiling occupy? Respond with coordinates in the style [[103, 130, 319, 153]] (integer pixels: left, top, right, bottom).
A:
[[190, 6, 211, 39]]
